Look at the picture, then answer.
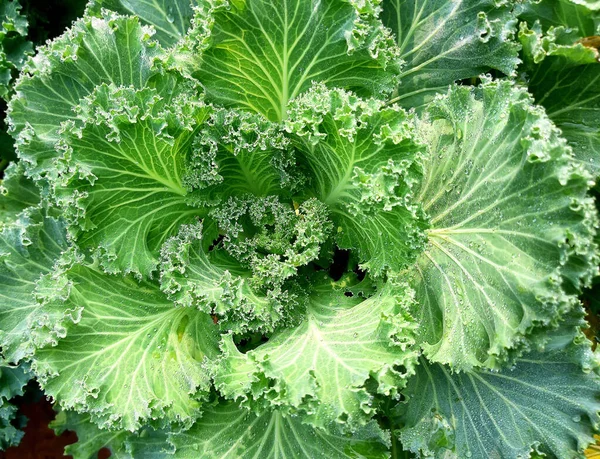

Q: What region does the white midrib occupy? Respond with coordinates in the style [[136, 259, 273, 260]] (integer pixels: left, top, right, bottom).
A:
[[280, 2, 290, 121]]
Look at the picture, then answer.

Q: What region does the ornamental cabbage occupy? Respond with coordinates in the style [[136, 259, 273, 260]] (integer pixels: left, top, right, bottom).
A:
[[0, 0, 599, 457]]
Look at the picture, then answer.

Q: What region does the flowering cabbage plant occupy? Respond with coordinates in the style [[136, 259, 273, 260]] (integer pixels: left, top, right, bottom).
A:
[[0, 0, 599, 457]]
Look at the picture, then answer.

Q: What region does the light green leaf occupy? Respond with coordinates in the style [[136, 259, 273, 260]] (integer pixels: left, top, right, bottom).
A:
[[54, 80, 209, 277], [382, 0, 520, 109], [32, 264, 220, 431], [87, 0, 199, 47], [8, 11, 160, 177], [411, 80, 598, 371], [398, 327, 600, 458], [184, 108, 302, 204], [0, 210, 67, 364], [142, 401, 391, 459], [0, 162, 40, 227], [160, 221, 305, 334], [213, 273, 419, 431], [286, 85, 428, 276], [51, 401, 392, 459], [186, 0, 401, 121]]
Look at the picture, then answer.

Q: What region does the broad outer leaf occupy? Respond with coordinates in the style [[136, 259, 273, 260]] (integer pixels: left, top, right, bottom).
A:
[[87, 0, 199, 47], [212, 273, 419, 431], [398, 327, 600, 458], [0, 210, 67, 364], [187, 0, 402, 121], [517, 0, 600, 179], [286, 85, 428, 276], [382, 0, 520, 109], [8, 11, 160, 177], [54, 80, 209, 277], [160, 222, 305, 334], [139, 402, 391, 459], [0, 162, 40, 227], [53, 401, 392, 459], [32, 264, 220, 431], [0, 364, 29, 449], [411, 80, 598, 371]]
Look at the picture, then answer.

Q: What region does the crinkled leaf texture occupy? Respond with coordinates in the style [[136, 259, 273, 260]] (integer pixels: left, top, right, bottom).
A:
[[212, 273, 419, 431], [0, 209, 67, 364], [382, 0, 521, 108], [286, 84, 429, 276], [53, 78, 209, 277], [53, 401, 391, 459], [0, 1, 599, 458], [411, 80, 598, 371], [517, 0, 600, 179], [0, 364, 29, 449], [399, 324, 600, 458], [8, 11, 160, 177], [32, 263, 220, 431], [87, 0, 199, 46], [0, 0, 33, 99], [160, 221, 301, 334], [185, 0, 402, 121]]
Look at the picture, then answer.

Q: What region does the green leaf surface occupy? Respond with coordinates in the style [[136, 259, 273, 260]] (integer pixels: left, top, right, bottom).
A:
[[187, 0, 401, 121], [286, 85, 428, 276], [0, 363, 30, 449], [8, 11, 161, 177], [398, 327, 600, 458], [52, 400, 392, 459], [382, 0, 520, 109], [87, 0, 198, 47], [32, 264, 220, 431], [517, 0, 600, 179], [184, 108, 301, 204], [528, 58, 600, 180], [140, 401, 391, 459], [411, 80, 598, 370], [54, 80, 209, 277], [0, 162, 40, 227], [0, 0, 33, 99], [51, 410, 132, 459], [0, 210, 67, 364], [160, 222, 305, 334], [213, 273, 419, 431]]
